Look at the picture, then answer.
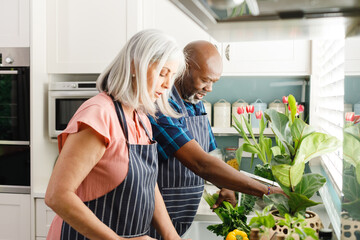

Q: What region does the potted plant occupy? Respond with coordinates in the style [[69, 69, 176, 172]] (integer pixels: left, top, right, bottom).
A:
[[341, 113, 360, 239], [233, 94, 342, 237]]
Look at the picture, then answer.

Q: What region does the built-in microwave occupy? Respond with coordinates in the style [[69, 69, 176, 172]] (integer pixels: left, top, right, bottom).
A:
[[48, 82, 99, 138]]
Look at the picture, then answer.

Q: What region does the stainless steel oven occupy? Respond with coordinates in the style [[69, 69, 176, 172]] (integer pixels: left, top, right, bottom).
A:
[[48, 81, 98, 138], [0, 48, 30, 194]]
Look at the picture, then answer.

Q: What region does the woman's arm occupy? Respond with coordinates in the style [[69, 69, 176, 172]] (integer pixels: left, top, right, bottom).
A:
[[46, 125, 155, 240], [45, 124, 122, 239]]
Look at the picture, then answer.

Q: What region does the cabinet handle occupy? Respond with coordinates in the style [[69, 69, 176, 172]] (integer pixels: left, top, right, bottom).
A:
[[225, 44, 230, 61]]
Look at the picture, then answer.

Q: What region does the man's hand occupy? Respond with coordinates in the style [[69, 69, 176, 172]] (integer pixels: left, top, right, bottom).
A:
[[212, 188, 236, 209]]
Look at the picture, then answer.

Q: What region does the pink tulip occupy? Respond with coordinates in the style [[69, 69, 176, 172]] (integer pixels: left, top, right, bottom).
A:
[[297, 104, 304, 113], [246, 105, 254, 114], [237, 106, 245, 115], [345, 112, 355, 122], [354, 115, 360, 124], [255, 111, 263, 119], [282, 96, 288, 104], [288, 104, 291, 111]]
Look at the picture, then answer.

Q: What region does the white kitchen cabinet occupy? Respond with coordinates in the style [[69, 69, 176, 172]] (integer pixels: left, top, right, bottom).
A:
[[142, 0, 210, 49], [0, 193, 30, 240], [221, 40, 311, 76], [0, 0, 29, 47], [46, 0, 142, 73], [345, 37, 360, 75], [35, 198, 56, 238]]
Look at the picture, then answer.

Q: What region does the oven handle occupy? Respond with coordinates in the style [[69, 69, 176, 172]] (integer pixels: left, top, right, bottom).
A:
[[0, 141, 29, 145], [0, 70, 18, 75], [0, 185, 30, 194]]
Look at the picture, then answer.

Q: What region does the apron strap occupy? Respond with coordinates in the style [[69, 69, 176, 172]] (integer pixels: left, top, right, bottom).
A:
[[112, 95, 154, 143], [171, 86, 189, 117], [135, 110, 156, 143], [112, 98, 129, 142]]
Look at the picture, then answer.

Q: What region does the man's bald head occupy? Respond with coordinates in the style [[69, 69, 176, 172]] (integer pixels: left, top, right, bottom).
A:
[[176, 40, 223, 103], [184, 40, 222, 74]]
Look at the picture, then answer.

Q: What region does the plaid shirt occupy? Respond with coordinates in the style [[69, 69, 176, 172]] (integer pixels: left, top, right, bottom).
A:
[[149, 97, 217, 162]]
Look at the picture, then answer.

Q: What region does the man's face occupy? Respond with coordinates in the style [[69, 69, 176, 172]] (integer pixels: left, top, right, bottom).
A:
[[182, 64, 221, 104]]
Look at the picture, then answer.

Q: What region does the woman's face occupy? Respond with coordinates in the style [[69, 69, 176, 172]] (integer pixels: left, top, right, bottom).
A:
[[147, 60, 179, 102]]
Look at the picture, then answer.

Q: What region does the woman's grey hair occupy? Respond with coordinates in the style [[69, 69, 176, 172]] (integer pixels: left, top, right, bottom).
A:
[[97, 29, 186, 117]]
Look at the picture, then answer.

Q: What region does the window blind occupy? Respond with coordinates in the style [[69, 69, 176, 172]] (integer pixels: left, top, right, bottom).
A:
[[310, 39, 344, 192]]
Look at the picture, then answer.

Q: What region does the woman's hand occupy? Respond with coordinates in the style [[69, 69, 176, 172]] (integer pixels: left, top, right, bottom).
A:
[[269, 185, 288, 198]]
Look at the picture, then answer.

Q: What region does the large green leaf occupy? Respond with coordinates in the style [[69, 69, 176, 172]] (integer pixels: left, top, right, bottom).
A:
[[288, 192, 322, 216], [345, 124, 360, 142], [294, 132, 341, 164], [291, 118, 316, 148], [342, 174, 360, 220], [263, 194, 290, 217], [294, 173, 326, 199], [343, 131, 360, 172], [271, 161, 305, 188], [264, 109, 294, 155]]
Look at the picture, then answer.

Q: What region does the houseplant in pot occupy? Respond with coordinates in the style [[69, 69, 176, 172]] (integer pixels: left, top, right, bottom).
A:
[[341, 113, 360, 239], [233, 94, 342, 238]]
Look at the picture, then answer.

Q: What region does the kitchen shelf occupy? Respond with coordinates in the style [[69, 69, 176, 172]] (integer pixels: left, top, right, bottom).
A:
[[212, 127, 274, 137]]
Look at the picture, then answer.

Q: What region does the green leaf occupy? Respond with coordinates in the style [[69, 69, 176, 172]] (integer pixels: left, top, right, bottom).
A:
[[271, 161, 305, 188], [263, 194, 290, 217], [272, 154, 292, 165], [294, 132, 342, 164], [271, 146, 282, 156], [294, 173, 326, 199], [345, 124, 360, 142], [264, 109, 294, 156], [236, 146, 244, 169], [288, 94, 297, 124], [343, 131, 360, 170], [288, 192, 322, 216], [243, 143, 261, 155], [291, 118, 315, 147], [232, 114, 250, 143]]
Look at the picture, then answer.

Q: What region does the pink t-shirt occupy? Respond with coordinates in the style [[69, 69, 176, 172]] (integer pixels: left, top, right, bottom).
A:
[[47, 92, 153, 239]]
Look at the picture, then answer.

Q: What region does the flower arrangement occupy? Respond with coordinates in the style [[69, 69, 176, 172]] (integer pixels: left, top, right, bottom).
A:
[[232, 94, 342, 217]]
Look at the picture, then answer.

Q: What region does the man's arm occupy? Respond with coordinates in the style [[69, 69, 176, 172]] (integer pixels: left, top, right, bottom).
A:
[[174, 139, 283, 197]]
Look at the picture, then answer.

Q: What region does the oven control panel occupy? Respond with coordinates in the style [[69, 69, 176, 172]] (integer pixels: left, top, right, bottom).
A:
[[50, 82, 97, 91]]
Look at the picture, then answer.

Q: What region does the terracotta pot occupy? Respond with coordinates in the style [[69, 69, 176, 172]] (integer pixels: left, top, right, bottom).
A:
[[265, 210, 323, 240], [341, 212, 360, 240]]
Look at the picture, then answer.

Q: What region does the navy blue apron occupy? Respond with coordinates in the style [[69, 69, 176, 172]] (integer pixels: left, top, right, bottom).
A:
[[60, 99, 158, 239], [149, 87, 211, 239]]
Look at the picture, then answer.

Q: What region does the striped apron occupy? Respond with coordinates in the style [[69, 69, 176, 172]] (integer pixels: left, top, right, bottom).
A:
[[60, 100, 158, 239], [149, 87, 210, 239]]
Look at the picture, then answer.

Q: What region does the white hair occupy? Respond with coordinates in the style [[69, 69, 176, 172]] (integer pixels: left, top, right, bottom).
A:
[[97, 29, 186, 117]]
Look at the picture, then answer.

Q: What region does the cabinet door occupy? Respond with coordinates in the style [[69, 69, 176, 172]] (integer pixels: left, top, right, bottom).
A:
[[35, 198, 56, 237], [0, 193, 30, 240], [0, 0, 29, 47], [46, 0, 130, 73], [222, 40, 310, 76], [345, 37, 360, 75], [143, 0, 210, 49]]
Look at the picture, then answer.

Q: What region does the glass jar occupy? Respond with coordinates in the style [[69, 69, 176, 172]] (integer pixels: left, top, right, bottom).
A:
[[224, 147, 238, 170]]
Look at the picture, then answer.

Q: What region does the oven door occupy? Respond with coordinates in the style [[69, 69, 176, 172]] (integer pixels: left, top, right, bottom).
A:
[[0, 67, 30, 141], [48, 90, 99, 138]]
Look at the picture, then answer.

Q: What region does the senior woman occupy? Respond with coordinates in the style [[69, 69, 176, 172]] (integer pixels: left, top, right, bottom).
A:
[[45, 29, 188, 240]]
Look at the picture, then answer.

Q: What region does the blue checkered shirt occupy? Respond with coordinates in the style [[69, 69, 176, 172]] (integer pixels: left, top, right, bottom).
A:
[[149, 97, 217, 162]]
